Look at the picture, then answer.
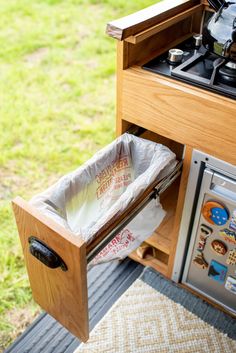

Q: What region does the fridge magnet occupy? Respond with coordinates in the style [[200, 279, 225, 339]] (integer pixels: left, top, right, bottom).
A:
[[193, 253, 208, 269], [197, 226, 212, 252], [226, 249, 236, 265], [225, 276, 236, 295], [197, 234, 207, 252], [200, 224, 213, 236], [219, 228, 236, 245], [210, 240, 227, 256], [208, 260, 227, 284], [202, 201, 229, 226], [197, 240, 205, 252], [229, 210, 236, 231]]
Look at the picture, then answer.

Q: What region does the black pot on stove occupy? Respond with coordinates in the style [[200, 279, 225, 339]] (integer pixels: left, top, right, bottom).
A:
[[203, 0, 236, 62]]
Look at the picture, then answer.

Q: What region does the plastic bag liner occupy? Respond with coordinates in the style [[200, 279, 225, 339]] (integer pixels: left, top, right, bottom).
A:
[[30, 133, 176, 266]]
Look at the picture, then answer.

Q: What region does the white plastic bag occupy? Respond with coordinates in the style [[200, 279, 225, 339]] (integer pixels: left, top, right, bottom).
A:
[[89, 198, 166, 266], [30, 133, 176, 265]]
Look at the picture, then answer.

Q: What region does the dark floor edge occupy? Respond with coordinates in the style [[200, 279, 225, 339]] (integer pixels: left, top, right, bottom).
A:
[[140, 266, 236, 340], [4, 259, 144, 353]]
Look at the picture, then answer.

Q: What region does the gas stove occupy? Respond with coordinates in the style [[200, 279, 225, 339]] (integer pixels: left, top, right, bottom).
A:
[[142, 36, 236, 100]]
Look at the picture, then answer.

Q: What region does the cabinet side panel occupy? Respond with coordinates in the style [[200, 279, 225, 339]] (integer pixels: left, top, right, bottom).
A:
[[12, 197, 89, 342]]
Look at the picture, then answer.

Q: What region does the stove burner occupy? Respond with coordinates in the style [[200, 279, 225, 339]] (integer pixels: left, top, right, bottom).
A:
[[218, 64, 236, 87], [142, 37, 236, 99], [225, 61, 236, 70]]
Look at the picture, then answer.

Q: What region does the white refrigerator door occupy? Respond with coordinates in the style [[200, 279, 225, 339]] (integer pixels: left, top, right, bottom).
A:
[[182, 168, 236, 315]]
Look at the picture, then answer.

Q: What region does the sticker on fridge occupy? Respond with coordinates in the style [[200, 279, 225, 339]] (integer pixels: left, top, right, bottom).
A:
[[208, 260, 227, 284], [225, 276, 236, 295], [229, 210, 236, 231], [202, 200, 229, 226], [219, 228, 236, 244], [193, 253, 208, 269], [226, 249, 236, 265], [210, 240, 227, 256]]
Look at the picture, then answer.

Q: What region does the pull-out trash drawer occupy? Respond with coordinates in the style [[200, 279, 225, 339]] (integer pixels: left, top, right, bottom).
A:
[[12, 132, 181, 342]]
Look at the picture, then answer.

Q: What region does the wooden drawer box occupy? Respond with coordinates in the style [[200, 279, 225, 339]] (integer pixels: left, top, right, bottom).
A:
[[12, 128, 183, 342]]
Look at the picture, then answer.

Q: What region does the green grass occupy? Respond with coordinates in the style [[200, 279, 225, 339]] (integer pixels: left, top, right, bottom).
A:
[[0, 0, 157, 350]]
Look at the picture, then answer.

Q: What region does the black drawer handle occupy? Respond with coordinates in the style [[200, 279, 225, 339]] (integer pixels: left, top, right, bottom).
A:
[[28, 236, 67, 271]]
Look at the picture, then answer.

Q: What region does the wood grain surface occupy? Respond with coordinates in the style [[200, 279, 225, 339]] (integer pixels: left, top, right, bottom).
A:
[[127, 21, 194, 67], [125, 4, 203, 44], [129, 251, 168, 276], [146, 179, 180, 255], [121, 67, 236, 165], [12, 197, 89, 342], [167, 146, 193, 277], [106, 0, 200, 40]]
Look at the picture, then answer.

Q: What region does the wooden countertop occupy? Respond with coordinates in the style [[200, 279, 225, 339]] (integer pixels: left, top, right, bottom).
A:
[[106, 0, 201, 40]]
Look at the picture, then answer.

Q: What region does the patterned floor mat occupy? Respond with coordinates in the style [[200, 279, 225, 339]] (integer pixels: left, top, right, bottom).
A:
[[75, 268, 236, 353]]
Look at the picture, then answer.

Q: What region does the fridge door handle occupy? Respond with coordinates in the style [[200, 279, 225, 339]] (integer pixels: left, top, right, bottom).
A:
[[211, 172, 236, 201]]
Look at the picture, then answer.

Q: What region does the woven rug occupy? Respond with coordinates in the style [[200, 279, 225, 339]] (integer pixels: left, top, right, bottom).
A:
[[74, 268, 236, 353]]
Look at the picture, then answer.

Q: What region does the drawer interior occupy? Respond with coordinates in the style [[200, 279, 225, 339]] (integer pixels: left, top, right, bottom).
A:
[[119, 123, 185, 277], [130, 176, 181, 276]]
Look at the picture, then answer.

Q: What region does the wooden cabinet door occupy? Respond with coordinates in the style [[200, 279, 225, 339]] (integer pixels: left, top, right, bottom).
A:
[[12, 197, 89, 342]]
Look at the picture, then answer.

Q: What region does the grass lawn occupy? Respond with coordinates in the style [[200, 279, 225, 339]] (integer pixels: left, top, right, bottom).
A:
[[0, 0, 157, 350]]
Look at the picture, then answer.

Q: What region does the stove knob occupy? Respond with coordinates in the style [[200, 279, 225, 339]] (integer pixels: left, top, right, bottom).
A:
[[167, 49, 183, 64], [225, 61, 236, 70], [193, 34, 202, 48]]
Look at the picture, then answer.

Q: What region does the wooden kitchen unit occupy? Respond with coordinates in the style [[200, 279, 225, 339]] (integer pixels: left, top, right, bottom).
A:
[[107, 0, 236, 279], [12, 0, 236, 343]]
